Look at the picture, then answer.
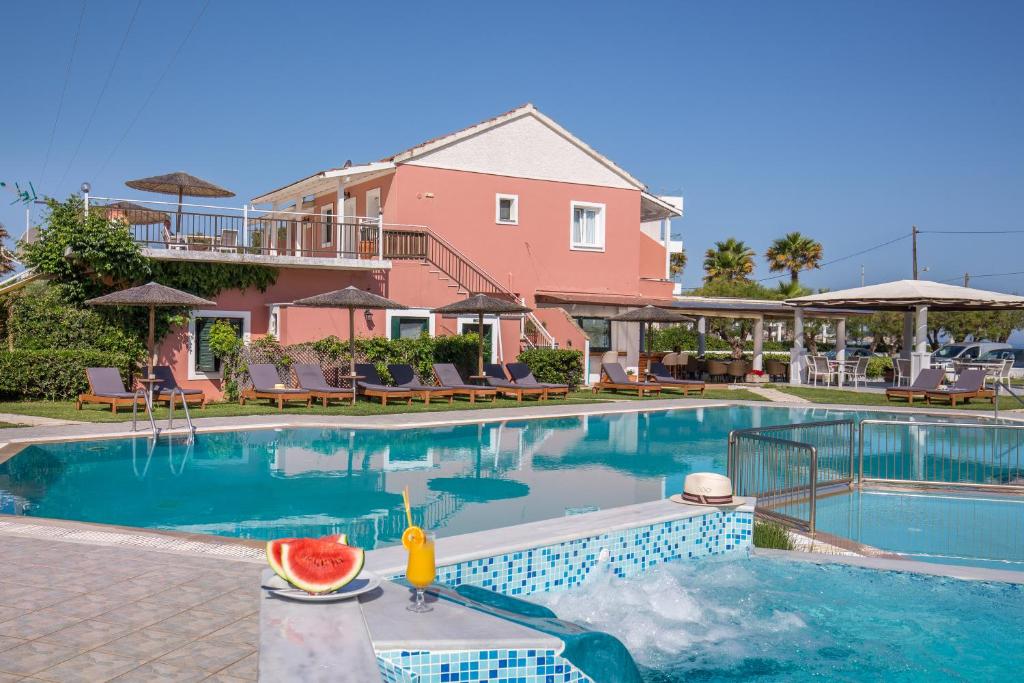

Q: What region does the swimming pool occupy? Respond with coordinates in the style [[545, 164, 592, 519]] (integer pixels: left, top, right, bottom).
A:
[[533, 555, 1024, 681], [0, 405, 1006, 552]]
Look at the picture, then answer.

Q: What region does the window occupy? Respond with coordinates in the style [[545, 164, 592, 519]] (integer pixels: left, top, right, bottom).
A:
[[495, 194, 518, 225], [570, 201, 605, 251], [320, 204, 334, 246], [575, 317, 611, 352], [189, 310, 251, 380], [386, 308, 435, 341]]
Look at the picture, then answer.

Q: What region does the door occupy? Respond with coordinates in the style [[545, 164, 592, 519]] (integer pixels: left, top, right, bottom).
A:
[[342, 196, 358, 257]]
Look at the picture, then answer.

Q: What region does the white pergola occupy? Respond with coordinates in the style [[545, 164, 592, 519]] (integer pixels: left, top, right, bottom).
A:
[[787, 279, 1024, 382]]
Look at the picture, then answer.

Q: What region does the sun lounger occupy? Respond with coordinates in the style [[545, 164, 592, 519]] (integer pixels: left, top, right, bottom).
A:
[[239, 363, 311, 410], [387, 364, 455, 405], [885, 368, 944, 404], [505, 362, 570, 399], [76, 367, 142, 414], [645, 361, 706, 397], [432, 364, 498, 403], [483, 363, 547, 401], [924, 369, 993, 407], [294, 363, 353, 407], [151, 365, 207, 409], [354, 363, 416, 406], [593, 362, 661, 397]]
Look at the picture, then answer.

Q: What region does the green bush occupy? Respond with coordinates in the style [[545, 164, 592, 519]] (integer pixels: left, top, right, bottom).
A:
[[752, 520, 794, 550], [517, 348, 584, 389], [866, 355, 893, 379], [0, 349, 134, 400]]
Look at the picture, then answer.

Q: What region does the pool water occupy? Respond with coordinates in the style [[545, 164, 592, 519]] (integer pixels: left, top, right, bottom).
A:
[[533, 556, 1024, 681]]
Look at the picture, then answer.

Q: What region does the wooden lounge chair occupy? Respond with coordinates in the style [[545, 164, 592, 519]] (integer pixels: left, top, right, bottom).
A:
[[432, 364, 498, 403], [482, 363, 547, 401], [239, 363, 312, 410], [152, 365, 206, 409], [924, 369, 993, 407], [505, 362, 570, 399], [388, 364, 455, 405], [294, 363, 353, 407], [354, 363, 416, 406], [76, 367, 141, 414], [885, 368, 944, 404], [593, 362, 662, 397], [645, 361, 706, 397]]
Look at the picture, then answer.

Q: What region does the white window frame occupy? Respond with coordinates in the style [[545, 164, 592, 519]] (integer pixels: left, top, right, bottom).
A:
[[320, 203, 334, 247], [188, 310, 251, 381], [569, 200, 606, 252], [365, 188, 382, 219], [457, 315, 499, 363], [385, 308, 436, 340], [495, 193, 519, 225]]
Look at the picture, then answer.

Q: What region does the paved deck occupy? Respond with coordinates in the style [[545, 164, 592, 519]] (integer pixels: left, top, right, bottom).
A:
[[0, 525, 262, 682]]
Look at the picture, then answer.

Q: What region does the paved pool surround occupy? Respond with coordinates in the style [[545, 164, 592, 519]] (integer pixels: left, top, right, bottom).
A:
[[258, 497, 755, 682]]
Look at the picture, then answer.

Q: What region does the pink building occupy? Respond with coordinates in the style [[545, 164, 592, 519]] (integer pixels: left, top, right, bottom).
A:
[[106, 105, 682, 396]]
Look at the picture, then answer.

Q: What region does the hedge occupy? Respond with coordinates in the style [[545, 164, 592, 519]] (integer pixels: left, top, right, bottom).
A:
[[866, 355, 893, 379], [517, 348, 584, 389], [0, 350, 135, 400]]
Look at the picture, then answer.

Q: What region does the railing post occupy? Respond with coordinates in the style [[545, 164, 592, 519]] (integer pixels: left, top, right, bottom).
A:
[[377, 210, 384, 260], [242, 204, 249, 248], [995, 380, 1001, 419], [808, 445, 817, 537]]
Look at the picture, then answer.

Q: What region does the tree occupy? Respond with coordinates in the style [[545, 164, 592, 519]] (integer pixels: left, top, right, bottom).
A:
[[0, 221, 14, 276], [765, 231, 823, 285], [702, 238, 755, 282], [669, 249, 687, 278]]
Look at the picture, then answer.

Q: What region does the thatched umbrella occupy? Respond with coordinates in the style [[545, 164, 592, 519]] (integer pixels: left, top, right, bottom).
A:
[[432, 294, 531, 379], [291, 287, 407, 399], [86, 282, 214, 378], [610, 305, 693, 355], [95, 201, 170, 226], [125, 172, 235, 234]]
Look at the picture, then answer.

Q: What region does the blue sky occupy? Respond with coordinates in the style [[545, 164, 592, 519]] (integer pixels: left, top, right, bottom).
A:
[[2, 0, 1022, 291]]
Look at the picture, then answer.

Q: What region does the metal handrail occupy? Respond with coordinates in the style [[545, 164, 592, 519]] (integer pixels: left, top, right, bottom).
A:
[[131, 388, 160, 439], [166, 388, 197, 442]]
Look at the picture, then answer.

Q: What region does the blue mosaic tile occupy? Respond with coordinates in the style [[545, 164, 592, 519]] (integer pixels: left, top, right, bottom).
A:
[[377, 649, 591, 683]]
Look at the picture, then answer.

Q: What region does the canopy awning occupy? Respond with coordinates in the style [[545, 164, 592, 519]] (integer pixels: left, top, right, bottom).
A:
[[786, 279, 1024, 312]]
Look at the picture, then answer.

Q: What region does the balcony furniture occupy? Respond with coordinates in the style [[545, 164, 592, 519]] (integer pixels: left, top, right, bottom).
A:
[[216, 229, 238, 253], [76, 368, 142, 414], [432, 364, 498, 403], [239, 363, 312, 410], [353, 363, 416, 406], [885, 368, 944, 404], [925, 369, 994, 407], [893, 358, 911, 387], [387, 364, 455, 405], [506, 362, 570, 398], [593, 362, 661, 397], [294, 363, 354, 407], [482, 363, 547, 401], [645, 361, 705, 397], [152, 365, 206, 409], [705, 359, 728, 382], [162, 225, 187, 251]]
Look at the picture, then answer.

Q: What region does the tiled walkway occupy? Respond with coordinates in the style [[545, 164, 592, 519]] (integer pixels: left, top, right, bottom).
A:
[[0, 532, 262, 682]]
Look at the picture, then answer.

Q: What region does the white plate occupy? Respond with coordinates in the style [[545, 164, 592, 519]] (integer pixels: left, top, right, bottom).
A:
[[263, 571, 381, 602]]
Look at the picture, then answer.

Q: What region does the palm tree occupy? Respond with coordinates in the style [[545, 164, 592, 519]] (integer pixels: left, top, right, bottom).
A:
[[669, 248, 687, 278], [765, 232, 823, 285], [703, 238, 755, 282], [0, 222, 14, 276]]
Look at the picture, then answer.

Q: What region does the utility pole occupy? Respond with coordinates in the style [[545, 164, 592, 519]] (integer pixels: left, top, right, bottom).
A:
[[964, 272, 970, 288], [911, 225, 919, 279], [860, 264, 865, 287]]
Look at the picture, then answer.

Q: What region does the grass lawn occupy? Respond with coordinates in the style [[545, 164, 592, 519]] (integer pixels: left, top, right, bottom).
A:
[[0, 387, 764, 425], [0, 422, 24, 429], [772, 385, 1021, 412]]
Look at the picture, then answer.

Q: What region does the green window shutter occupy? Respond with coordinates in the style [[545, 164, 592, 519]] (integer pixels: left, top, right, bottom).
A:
[[391, 316, 402, 340], [195, 318, 216, 372]]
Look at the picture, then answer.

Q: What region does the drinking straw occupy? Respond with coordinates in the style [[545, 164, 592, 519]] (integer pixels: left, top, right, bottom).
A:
[[402, 486, 413, 528]]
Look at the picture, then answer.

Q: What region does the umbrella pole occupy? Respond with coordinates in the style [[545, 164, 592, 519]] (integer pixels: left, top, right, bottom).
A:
[[478, 313, 485, 378], [147, 305, 156, 378], [349, 307, 357, 405]]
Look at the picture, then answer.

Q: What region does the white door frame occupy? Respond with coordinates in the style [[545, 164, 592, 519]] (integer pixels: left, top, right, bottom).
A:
[[457, 315, 499, 363]]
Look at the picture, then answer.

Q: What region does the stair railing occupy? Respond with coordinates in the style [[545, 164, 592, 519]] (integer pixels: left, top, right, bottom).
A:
[[383, 227, 513, 299]]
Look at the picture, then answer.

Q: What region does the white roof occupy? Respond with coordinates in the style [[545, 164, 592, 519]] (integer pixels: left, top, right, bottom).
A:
[[787, 279, 1024, 311]]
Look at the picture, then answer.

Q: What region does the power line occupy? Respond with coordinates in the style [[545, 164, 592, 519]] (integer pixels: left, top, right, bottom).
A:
[[56, 0, 143, 189], [939, 270, 1024, 283], [40, 0, 88, 186], [920, 229, 1024, 235], [95, 0, 211, 178], [755, 233, 911, 283]]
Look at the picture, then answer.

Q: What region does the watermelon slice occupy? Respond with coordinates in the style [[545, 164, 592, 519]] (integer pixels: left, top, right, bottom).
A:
[[266, 533, 349, 581], [280, 539, 365, 594]]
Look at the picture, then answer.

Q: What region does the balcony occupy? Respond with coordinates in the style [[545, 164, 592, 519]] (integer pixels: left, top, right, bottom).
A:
[[89, 197, 392, 271]]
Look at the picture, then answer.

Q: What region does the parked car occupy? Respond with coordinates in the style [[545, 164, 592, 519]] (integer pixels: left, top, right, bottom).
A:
[[824, 347, 877, 360], [931, 342, 1013, 369], [978, 348, 1024, 377]]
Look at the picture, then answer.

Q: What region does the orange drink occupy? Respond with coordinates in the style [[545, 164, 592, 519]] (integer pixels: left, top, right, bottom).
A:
[[404, 530, 435, 612]]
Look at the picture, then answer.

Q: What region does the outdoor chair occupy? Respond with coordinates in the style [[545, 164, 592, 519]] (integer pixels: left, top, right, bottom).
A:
[[727, 359, 747, 383], [161, 224, 187, 251], [600, 350, 619, 368], [354, 363, 416, 406], [76, 367, 141, 414], [885, 368, 944, 404], [239, 363, 312, 410], [687, 356, 706, 380], [293, 363, 353, 407], [645, 361, 706, 397], [661, 352, 679, 378], [893, 358, 911, 387], [483, 363, 547, 401], [705, 359, 728, 382], [807, 355, 832, 386], [765, 358, 788, 382], [152, 365, 207, 409], [388, 364, 455, 405], [432, 364, 497, 403], [593, 362, 661, 397], [843, 356, 870, 388], [924, 369, 993, 407], [506, 362, 570, 399], [216, 229, 238, 253]]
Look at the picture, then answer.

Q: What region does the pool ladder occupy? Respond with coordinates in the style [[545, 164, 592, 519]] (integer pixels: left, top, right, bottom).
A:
[[131, 387, 196, 442]]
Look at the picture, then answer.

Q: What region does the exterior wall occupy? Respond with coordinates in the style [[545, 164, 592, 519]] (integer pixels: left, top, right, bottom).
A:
[[639, 231, 669, 281]]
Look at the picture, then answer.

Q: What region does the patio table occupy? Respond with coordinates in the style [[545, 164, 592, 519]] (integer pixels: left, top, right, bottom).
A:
[[827, 358, 857, 387]]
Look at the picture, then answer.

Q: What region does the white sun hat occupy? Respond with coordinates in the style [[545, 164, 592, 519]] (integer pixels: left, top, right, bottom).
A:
[[670, 472, 736, 506]]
